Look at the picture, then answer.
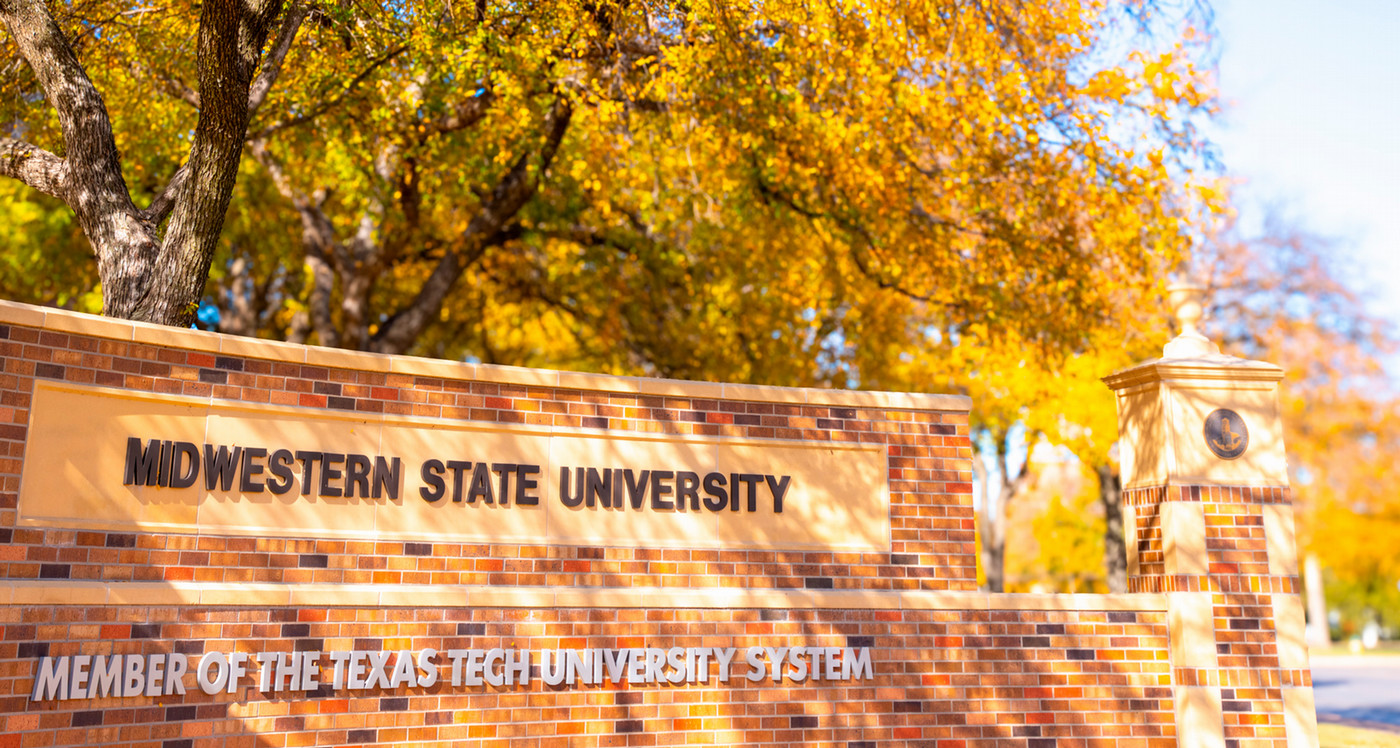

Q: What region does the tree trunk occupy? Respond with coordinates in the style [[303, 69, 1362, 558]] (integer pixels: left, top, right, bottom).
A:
[[1096, 462, 1128, 593], [1304, 554, 1330, 646], [145, 0, 283, 326], [972, 454, 1002, 592], [0, 0, 286, 327], [975, 427, 1031, 593]]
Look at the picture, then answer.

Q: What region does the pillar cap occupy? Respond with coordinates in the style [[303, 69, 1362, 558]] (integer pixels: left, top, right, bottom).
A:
[[1103, 283, 1285, 391], [1103, 355, 1284, 391], [1163, 283, 1221, 358]]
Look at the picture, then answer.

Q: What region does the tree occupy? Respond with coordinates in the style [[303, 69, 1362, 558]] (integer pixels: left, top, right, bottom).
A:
[[0, 0, 293, 326], [907, 320, 1162, 592], [1200, 215, 1400, 638], [2, 0, 1218, 373], [961, 211, 1400, 597]]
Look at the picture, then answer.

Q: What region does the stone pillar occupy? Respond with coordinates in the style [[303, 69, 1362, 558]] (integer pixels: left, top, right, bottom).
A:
[[1103, 285, 1317, 748]]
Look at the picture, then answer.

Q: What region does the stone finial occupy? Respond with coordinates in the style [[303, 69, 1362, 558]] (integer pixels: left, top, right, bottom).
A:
[[1162, 283, 1221, 358]]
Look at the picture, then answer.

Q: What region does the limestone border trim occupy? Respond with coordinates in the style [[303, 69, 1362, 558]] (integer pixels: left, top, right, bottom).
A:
[[0, 300, 971, 412], [0, 581, 1166, 611]]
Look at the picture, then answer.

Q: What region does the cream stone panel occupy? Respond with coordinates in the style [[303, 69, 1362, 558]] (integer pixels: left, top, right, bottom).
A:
[[1273, 594, 1311, 671], [466, 586, 556, 608], [715, 442, 889, 551], [1115, 385, 1167, 488], [1163, 502, 1207, 577], [546, 434, 721, 548], [18, 381, 895, 551], [304, 346, 396, 372], [719, 588, 810, 609], [1282, 688, 1320, 748], [106, 583, 200, 606], [287, 585, 383, 607], [378, 585, 471, 607], [555, 371, 645, 395], [1174, 685, 1226, 748], [196, 409, 386, 538], [719, 383, 808, 405], [475, 363, 559, 387], [1263, 504, 1301, 577], [376, 421, 550, 544], [19, 383, 207, 531], [387, 355, 476, 380], [1165, 381, 1288, 485], [1168, 591, 1217, 669], [217, 335, 306, 363], [635, 377, 726, 399], [130, 318, 224, 352], [794, 589, 897, 609], [199, 583, 292, 606]]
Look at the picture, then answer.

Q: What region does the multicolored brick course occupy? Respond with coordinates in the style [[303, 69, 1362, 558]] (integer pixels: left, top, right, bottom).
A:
[[0, 300, 1316, 747], [0, 312, 974, 592], [2, 603, 1175, 747], [1106, 346, 1318, 747]]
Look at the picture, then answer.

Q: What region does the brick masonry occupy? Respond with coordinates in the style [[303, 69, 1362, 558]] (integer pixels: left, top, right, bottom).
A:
[[2, 605, 1175, 747], [0, 300, 1312, 748], [0, 316, 974, 592], [1123, 484, 1310, 747]]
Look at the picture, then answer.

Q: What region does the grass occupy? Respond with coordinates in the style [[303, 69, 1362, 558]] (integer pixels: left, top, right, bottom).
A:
[[1319, 723, 1400, 748]]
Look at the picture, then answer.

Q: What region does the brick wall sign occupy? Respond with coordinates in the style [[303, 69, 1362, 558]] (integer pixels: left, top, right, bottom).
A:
[[18, 381, 889, 551], [0, 300, 1318, 748]]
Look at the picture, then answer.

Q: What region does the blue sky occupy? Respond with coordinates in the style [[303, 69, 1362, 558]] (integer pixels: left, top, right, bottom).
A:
[[1213, 0, 1400, 324]]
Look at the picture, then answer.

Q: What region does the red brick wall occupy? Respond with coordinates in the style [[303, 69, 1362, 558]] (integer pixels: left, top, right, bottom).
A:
[[0, 304, 1181, 748], [1123, 484, 1309, 746], [0, 317, 975, 591], [2, 605, 1175, 748]]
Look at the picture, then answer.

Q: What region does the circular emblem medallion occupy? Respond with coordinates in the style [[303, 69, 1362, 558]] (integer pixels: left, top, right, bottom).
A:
[[1203, 409, 1249, 460]]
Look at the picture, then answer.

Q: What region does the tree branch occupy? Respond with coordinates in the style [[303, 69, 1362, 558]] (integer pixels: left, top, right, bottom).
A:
[[249, 41, 411, 140], [247, 139, 343, 347], [247, 0, 308, 117], [0, 137, 67, 199], [138, 2, 304, 227], [421, 89, 495, 138], [369, 97, 574, 354], [1, 0, 156, 317], [140, 162, 189, 224]]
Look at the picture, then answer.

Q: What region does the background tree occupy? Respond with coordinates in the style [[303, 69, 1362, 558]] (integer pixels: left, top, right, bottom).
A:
[[1203, 214, 1400, 638]]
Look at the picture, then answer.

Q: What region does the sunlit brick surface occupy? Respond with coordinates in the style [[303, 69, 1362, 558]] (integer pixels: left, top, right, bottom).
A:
[[1124, 483, 1308, 746], [0, 320, 976, 591], [0, 303, 1306, 747], [0, 605, 1176, 747]]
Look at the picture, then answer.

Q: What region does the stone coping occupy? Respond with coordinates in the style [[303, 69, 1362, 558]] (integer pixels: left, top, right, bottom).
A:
[[0, 581, 1166, 612], [1103, 354, 1285, 391], [0, 299, 970, 412]]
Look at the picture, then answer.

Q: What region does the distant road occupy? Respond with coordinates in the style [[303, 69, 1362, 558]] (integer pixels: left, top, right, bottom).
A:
[[1312, 655, 1400, 732]]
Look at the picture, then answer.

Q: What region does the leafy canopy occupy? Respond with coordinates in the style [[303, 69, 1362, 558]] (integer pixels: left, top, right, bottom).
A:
[[0, 0, 1219, 380]]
